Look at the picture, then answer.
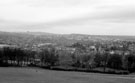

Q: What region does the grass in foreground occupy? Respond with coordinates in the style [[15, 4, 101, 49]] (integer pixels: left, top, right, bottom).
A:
[[0, 67, 135, 83]]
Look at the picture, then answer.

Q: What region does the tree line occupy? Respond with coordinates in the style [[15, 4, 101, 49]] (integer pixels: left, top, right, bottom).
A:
[[0, 46, 135, 73], [0, 47, 35, 66]]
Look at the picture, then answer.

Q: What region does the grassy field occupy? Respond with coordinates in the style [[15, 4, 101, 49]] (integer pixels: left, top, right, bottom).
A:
[[0, 67, 135, 83]]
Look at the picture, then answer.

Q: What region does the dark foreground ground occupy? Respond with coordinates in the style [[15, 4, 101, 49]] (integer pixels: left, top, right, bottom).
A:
[[0, 67, 135, 83]]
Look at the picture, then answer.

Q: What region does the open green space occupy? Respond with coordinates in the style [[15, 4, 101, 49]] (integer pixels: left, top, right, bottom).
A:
[[0, 67, 135, 83]]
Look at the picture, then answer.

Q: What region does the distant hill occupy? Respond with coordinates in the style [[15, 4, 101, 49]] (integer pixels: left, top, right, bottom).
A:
[[0, 31, 135, 48]]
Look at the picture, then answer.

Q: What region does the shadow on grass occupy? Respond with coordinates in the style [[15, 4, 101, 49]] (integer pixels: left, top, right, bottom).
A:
[[40, 66, 130, 75], [0, 62, 130, 75]]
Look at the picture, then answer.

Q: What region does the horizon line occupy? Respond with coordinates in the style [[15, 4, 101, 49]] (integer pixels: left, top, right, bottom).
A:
[[0, 30, 135, 37]]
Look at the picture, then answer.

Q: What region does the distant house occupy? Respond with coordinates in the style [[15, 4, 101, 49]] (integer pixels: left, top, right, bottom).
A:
[[0, 44, 17, 48], [89, 46, 97, 51], [0, 44, 10, 48]]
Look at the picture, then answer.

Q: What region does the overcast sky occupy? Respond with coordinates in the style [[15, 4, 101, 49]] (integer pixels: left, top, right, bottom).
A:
[[0, 0, 135, 35]]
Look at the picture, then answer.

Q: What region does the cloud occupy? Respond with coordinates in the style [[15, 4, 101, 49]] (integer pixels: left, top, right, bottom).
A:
[[44, 6, 135, 27], [0, 0, 134, 23], [17, 0, 101, 7], [0, 0, 135, 35]]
